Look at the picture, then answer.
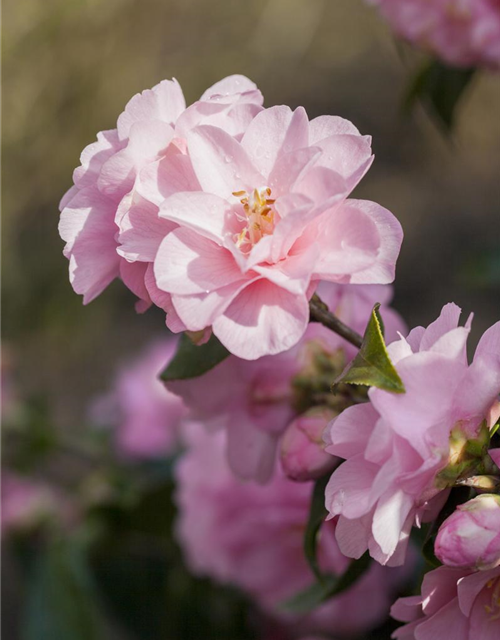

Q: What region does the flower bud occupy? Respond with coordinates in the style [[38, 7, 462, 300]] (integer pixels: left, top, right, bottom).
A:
[[280, 407, 338, 482], [435, 494, 500, 570]]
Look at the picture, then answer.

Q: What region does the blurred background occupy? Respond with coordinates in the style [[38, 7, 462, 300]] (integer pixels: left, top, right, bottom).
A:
[[2, 0, 500, 638]]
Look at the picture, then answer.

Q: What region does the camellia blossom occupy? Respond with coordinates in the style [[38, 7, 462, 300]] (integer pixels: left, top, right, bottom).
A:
[[435, 494, 500, 571], [168, 283, 405, 483], [325, 303, 500, 566], [91, 338, 187, 459], [175, 425, 413, 637], [59, 76, 263, 309], [368, 0, 500, 69], [391, 565, 500, 639], [151, 104, 403, 359]]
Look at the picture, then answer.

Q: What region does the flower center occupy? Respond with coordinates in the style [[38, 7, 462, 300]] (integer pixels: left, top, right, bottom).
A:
[[232, 187, 276, 251], [484, 577, 500, 621]]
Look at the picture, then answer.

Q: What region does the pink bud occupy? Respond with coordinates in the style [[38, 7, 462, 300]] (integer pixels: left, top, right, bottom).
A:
[[435, 494, 500, 570], [280, 407, 338, 482]]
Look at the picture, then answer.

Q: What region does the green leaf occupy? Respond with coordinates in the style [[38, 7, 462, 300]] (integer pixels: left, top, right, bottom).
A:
[[282, 553, 371, 614], [160, 333, 229, 382], [23, 538, 103, 640], [304, 474, 330, 580], [404, 60, 475, 130], [336, 304, 405, 394]]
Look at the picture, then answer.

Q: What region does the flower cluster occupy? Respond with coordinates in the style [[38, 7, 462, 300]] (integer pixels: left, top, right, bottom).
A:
[[59, 75, 500, 638], [368, 0, 500, 69]]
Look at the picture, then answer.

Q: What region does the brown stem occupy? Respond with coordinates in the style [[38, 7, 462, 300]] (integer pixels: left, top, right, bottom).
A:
[[309, 294, 363, 349]]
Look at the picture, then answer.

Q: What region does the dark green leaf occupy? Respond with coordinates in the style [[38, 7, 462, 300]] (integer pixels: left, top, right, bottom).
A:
[[404, 60, 475, 130], [282, 552, 371, 614], [304, 474, 330, 580], [23, 538, 103, 640], [160, 333, 229, 382], [336, 304, 405, 393]]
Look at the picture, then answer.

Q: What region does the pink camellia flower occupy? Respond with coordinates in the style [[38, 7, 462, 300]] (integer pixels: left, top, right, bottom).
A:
[[168, 283, 406, 483], [325, 303, 500, 566], [152, 105, 403, 359], [59, 76, 263, 309], [435, 494, 500, 571], [368, 0, 500, 69], [280, 407, 339, 482], [175, 425, 414, 637], [391, 565, 500, 639], [91, 338, 187, 459]]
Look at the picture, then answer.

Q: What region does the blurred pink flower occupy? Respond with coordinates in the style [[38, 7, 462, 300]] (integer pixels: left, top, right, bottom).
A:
[[169, 284, 405, 483], [391, 565, 500, 639], [59, 76, 263, 309], [153, 106, 402, 359], [175, 425, 413, 637], [92, 338, 187, 459], [325, 304, 500, 566], [435, 494, 500, 570], [368, 0, 500, 69], [1, 472, 63, 537]]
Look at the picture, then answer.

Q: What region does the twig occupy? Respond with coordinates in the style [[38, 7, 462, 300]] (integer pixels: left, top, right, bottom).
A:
[[309, 294, 363, 349]]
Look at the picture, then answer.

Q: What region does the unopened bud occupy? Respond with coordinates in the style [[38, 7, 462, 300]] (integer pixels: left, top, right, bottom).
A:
[[435, 494, 500, 570], [280, 407, 338, 482]]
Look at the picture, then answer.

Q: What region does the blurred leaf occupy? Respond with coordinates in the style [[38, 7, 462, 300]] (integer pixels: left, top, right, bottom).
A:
[[336, 304, 405, 393], [304, 474, 329, 580], [160, 333, 229, 381], [23, 537, 103, 640], [404, 60, 475, 130], [282, 552, 371, 614]]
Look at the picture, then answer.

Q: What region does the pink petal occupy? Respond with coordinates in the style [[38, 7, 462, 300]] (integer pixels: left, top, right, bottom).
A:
[[119, 260, 151, 310], [326, 402, 380, 459], [241, 105, 309, 178], [144, 265, 187, 332], [313, 199, 382, 279], [154, 227, 244, 295], [372, 489, 413, 558], [268, 146, 322, 196], [334, 513, 372, 559], [159, 191, 234, 245], [416, 598, 468, 640], [136, 145, 201, 206], [420, 303, 462, 351], [343, 200, 403, 285], [187, 125, 264, 199], [369, 352, 463, 457], [475, 319, 500, 363], [457, 566, 498, 616], [313, 134, 374, 191], [98, 121, 174, 199], [172, 277, 257, 333], [59, 186, 120, 303], [226, 417, 278, 484], [324, 455, 379, 519], [489, 449, 500, 468], [309, 115, 361, 142], [116, 193, 175, 263], [200, 75, 261, 100], [72, 129, 122, 191], [251, 243, 317, 295], [212, 280, 309, 360], [468, 577, 500, 640], [117, 78, 186, 140], [391, 596, 424, 623]]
